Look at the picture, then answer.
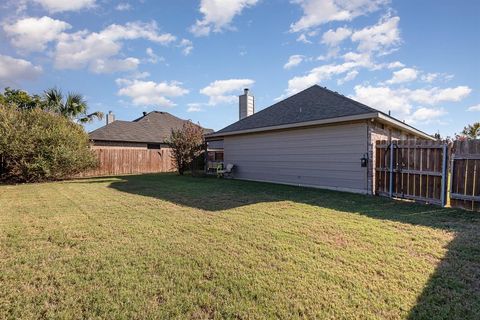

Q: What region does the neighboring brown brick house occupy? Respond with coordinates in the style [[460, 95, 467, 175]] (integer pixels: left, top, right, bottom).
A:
[[87, 111, 213, 176], [89, 111, 213, 149]]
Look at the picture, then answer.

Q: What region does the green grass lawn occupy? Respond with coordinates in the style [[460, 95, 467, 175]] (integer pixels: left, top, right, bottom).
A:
[[1, 174, 479, 319]]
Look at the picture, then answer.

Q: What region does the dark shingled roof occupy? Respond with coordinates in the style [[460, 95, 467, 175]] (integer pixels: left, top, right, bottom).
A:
[[215, 85, 379, 134], [89, 111, 213, 143]]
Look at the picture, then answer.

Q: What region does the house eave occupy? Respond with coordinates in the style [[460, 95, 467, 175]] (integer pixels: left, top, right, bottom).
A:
[[206, 113, 379, 139], [89, 137, 169, 145], [376, 113, 435, 140], [205, 112, 434, 140]]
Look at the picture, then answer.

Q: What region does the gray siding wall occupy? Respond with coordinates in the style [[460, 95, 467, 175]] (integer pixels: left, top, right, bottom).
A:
[[224, 122, 369, 193]]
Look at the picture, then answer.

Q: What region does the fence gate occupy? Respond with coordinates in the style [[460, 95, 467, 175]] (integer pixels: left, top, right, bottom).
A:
[[449, 140, 480, 211], [375, 140, 448, 206]]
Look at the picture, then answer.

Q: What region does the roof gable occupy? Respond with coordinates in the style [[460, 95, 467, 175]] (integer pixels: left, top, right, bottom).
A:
[[216, 85, 378, 134]]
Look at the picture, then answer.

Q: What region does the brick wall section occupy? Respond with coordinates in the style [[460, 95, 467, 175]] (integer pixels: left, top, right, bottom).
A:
[[367, 120, 412, 195]]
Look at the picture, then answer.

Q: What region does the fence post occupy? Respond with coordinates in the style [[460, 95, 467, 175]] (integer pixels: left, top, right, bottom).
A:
[[448, 152, 455, 208], [440, 143, 448, 207], [389, 141, 394, 198]]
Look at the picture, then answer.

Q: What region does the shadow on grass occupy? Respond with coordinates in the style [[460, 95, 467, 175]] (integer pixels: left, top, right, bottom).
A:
[[106, 173, 480, 319]]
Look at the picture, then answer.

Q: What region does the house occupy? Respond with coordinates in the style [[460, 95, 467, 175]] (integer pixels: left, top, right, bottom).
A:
[[88, 111, 213, 176], [205, 85, 434, 194], [89, 111, 213, 149]]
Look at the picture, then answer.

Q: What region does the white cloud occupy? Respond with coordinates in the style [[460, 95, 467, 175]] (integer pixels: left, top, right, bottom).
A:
[[283, 51, 376, 96], [98, 21, 176, 43], [467, 104, 480, 112], [407, 107, 447, 123], [283, 14, 402, 98], [385, 67, 418, 84], [421, 72, 438, 83], [145, 47, 163, 64], [284, 62, 357, 95], [129, 71, 150, 79], [290, 0, 387, 32], [179, 39, 193, 55], [0, 54, 42, 84], [408, 86, 471, 105], [351, 85, 472, 118], [190, 0, 259, 36], [115, 3, 131, 11], [321, 27, 351, 46], [342, 51, 373, 64], [32, 0, 95, 13], [284, 55, 304, 69], [297, 34, 311, 44], [337, 70, 358, 85], [4, 17, 180, 73], [200, 79, 254, 105], [420, 72, 453, 83], [53, 21, 175, 72], [387, 61, 404, 69], [351, 15, 401, 54], [352, 85, 411, 116], [3, 16, 71, 52], [296, 30, 318, 43], [89, 57, 139, 74], [187, 103, 204, 112], [116, 79, 189, 107]]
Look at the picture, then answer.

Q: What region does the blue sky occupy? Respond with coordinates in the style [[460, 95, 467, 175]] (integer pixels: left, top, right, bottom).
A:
[[0, 0, 478, 137]]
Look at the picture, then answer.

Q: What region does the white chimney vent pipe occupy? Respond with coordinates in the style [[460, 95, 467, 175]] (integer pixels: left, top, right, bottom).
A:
[[239, 88, 254, 120]]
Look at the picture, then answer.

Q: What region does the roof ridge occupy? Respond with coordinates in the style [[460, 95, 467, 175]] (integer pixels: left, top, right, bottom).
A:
[[316, 86, 377, 113], [220, 85, 320, 130], [133, 111, 165, 122], [214, 84, 385, 135]]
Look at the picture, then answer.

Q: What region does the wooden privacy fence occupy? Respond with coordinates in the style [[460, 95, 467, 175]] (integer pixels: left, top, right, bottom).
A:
[[375, 140, 448, 206], [450, 140, 480, 211], [81, 148, 175, 177]]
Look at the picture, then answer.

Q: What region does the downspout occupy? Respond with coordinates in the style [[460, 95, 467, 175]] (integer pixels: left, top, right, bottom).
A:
[[366, 120, 370, 194], [389, 141, 394, 198], [204, 140, 208, 173]]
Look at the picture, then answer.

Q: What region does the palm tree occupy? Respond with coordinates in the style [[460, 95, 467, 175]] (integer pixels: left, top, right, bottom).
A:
[[462, 122, 480, 139], [43, 88, 103, 123]]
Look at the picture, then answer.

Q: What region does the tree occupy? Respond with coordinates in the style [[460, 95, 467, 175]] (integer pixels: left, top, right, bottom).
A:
[[461, 122, 480, 139], [0, 87, 43, 110], [0, 87, 104, 123], [168, 121, 205, 175], [43, 88, 104, 123], [0, 105, 97, 182]]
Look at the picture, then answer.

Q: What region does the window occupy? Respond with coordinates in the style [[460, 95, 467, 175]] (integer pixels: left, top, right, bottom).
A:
[[208, 152, 215, 161], [207, 151, 224, 161], [215, 152, 224, 161], [147, 144, 161, 149]]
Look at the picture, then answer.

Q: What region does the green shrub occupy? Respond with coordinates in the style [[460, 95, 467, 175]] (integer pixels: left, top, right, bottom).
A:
[[0, 105, 98, 183]]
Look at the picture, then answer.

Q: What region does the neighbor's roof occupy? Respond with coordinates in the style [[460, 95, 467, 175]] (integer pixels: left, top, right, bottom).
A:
[[208, 85, 433, 140], [89, 111, 213, 143]]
